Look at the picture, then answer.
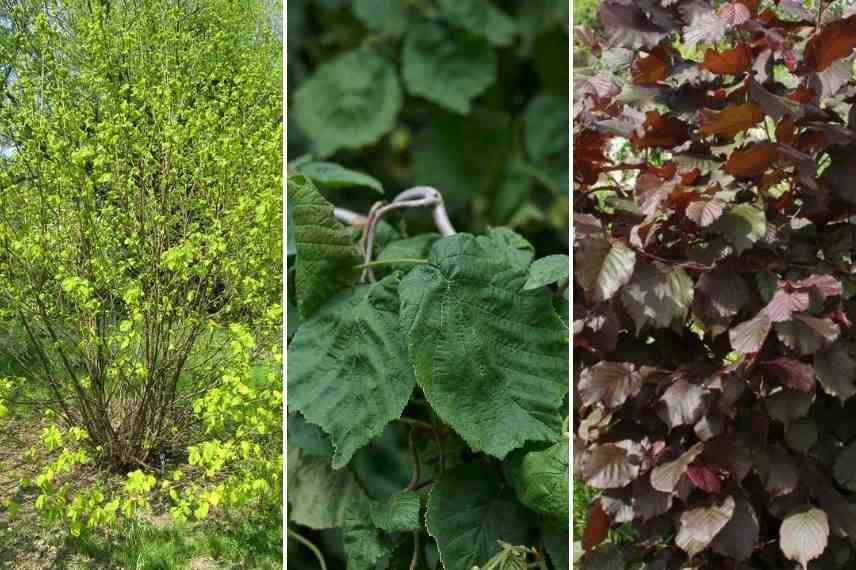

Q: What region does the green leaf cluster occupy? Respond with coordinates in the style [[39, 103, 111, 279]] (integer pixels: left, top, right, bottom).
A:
[[287, 175, 569, 570], [288, 0, 569, 236]]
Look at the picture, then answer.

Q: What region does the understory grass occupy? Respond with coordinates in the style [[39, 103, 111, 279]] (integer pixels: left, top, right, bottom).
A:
[[573, 478, 636, 545], [0, 321, 282, 569]]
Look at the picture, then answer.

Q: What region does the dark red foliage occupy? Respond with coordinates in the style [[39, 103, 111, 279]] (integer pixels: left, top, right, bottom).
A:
[[575, 1, 856, 568]]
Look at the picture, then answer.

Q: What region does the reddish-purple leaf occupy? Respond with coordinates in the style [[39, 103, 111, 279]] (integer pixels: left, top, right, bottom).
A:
[[729, 311, 772, 353], [686, 463, 721, 493], [582, 441, 642, 489], [710, 495, 759, 562], [779, 508, 829, 569], [582, 499, 612, 552], [723, 144, 776, 179], [697, 103, 763, 137], [685, 198, 726, 227], [633, 474, 674, 522], [761, 445, 799, 496], [815, 342, 856, 403], [762, 358, 816, 392], [575, 237, 636, 303], [804, 15, 856, 72], [598, 2, 670, 49], [776, 315, 840, 355], [579, 361, 641, 408], [676, 495, 736, 558], [765, 289, 811, 323], [658, 379, 708, 429], [651, 442, 704, 493], [630, 111, 691, 149], [701, 44, 752, 75], [765, 389, 813, 426]]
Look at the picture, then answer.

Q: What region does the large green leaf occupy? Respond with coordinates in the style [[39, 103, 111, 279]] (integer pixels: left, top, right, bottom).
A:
[[524, 94, 570, 195], [378, 234, 440, 267], [427, 464, 537, 570], [288, 275, 416, 469], [543, 519, 570, 570], [343, 502, 395, 570], [480, 227, 535, 272], [293, 47, 402, 156], [402, 23, 497, 114], [512, 439, 569, 518], [524, 254, 569, 290], [370, 491, 421, 532], [288, 450, 368, 529], [352, 0, 415, 37], [399, 234, 569, 459], [288, 175, 362, 319], [437, 0, 516, 47], [296, 161, 384, 194], [289, 412, 333, 457]]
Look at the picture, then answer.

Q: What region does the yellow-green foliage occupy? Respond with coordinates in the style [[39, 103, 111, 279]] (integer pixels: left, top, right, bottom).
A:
[[0, 0, 282, 537]]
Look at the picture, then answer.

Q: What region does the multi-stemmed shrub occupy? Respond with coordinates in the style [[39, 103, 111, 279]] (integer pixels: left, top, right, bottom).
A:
[[575, 0, 856, 568], [0, 0, 282, 535]]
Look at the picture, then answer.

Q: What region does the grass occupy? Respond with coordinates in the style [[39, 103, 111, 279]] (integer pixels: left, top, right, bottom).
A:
[[573, 478, 636, 546], [63, 506, 282, 569], [0, 320, 283, 569]]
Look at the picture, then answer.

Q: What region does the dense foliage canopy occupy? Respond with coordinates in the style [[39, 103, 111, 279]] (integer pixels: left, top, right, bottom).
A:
[[575, 0, 856, 568], [0, 0, 282, 539]]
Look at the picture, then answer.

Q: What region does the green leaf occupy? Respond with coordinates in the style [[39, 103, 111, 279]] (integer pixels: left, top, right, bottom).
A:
[[296, 161, 384, 194], [480, 227, 535, 272], [353, 0, 415, 37], [289, 275, 416, 469], [288, 413, 333, 457], [288, 451, 368, 529], [543, 519, 570, 570], [523, 94, 570, 195], [427, 464, 537, 570], [294, 47, 402, 156], [524, 254, 569, 290], [343, 502, 396, 570], [370, 491, 421, 532], [288, 175, 362, 319], [378, 234, 440, 267], [399, 234, 569, 459], [411, 108, 511, 212], [710, 203, 766, 254], [403, 23, 497, 115], [516, 0, 568, 55], [512, 439, 569, 518], [437, 0, 516, 47]]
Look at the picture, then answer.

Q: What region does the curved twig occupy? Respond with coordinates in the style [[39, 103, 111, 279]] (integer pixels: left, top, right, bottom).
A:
[[409, 531, 421, 570], [404, 426, 421, 492], [359, 187, 456, 282], [288, 527, 328, 570], [333, 207, 368, 228]]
